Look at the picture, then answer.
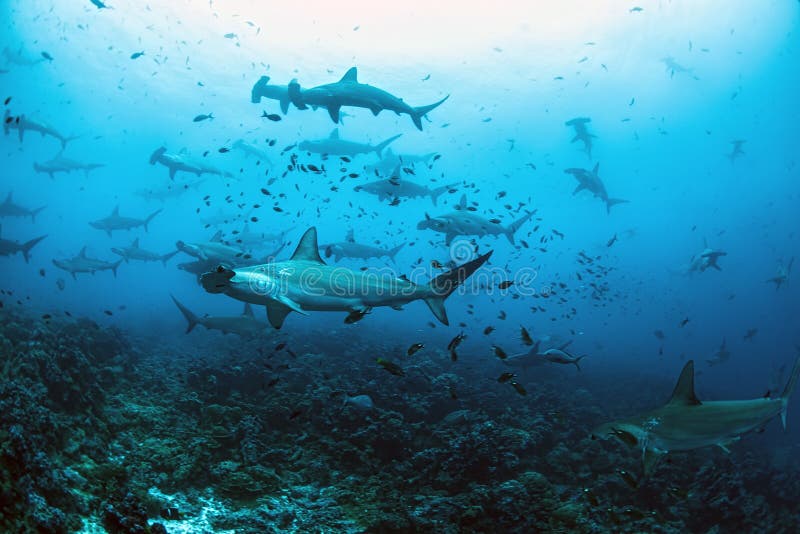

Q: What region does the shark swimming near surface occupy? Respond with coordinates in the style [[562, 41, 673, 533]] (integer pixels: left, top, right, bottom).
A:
[[3, 110, 78, 149], [417, 195, 533, 245], [0, 192, 45, 222], [565, 117, 596, 159], [766, 258, 793, 290], [298, 128, 401, 158], [52, 246, 122, 279], [199, 227, 492, 329], [250, 75, 291, 113], [564, 163, 628, 214], [111, 238, 177, 266], [0, 225, 46, 263], [89, 206, 162, 237], [171, 296, 268, 337], [149, 147, 232, 180], [355, 164, 456, 205], [592, 353, 800, 476], [33, 153, 104, 178], [288, 67, 449, 130]]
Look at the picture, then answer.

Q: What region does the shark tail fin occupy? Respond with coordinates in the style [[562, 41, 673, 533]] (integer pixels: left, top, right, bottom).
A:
[[388, 243, 405, 262], [161, 250, 179, 266], [171, 295, 199, 333], [111, 259, 122, 277], [21, 235, 47, 263], [144, 209, 162, 232], [30, 206, 46, 223], [411, 95, 449, 130], [61, 135, 79, 149], [429, 184, 453, 207], [606, 198, 629, 214], [504, 211, 534, 245], [374, 134, 402, 158], [573, 355, 586, 371], [780, 351, 800, 429], [424, 251, 492, 325]]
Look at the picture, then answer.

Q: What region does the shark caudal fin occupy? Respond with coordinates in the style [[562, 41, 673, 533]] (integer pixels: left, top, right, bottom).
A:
[[171, 295, 200, 333], [111, 259, 122, 277], [606, 198, 629, 214], [388, 243, 405, 262], [30, 206, 46, 223], [21, 235, 47, 263], [573, 355, 586, 371], [780, 352, 800, 429], [374, 134, 402, 158], [411, 95, 450, 130], [161, 250, 179, 266], [144, 209, 162, 232], [61, 135, 79, 149], [504, 211, 534, 245], [430, 183, 456, 207], [424, 250, 492, 325]]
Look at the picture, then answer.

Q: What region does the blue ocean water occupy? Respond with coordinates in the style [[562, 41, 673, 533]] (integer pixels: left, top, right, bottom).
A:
[[1, 1, 800, 532]]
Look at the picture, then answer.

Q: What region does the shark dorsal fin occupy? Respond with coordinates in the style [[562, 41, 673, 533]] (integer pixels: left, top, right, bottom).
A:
[[668, 360, 701, 406], [457, 194, 467, 210], [243, 302, 254, 317], [329, 128, 340, 139], [112, 205, 119, 216], [390, 163, 402, 180], [340, 67, 358, 83], [132, 238, 139, 248], [345, 228, 355, 243], [210, 231, 223, 242], [79, 246, 87, 258], [291, 227, 326, 264], [592, 162, 600, 175]]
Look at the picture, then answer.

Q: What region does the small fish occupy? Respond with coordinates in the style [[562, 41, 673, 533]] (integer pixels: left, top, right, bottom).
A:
[[130, 51, 145, 60], [583, 488, 599, 506], [654, 330, 665, 340], [407, 343, 424, 356], [629, 6, 643, 12], [3, 96, 11, 106], [520, 326, 533, 346], [223, 32, 237, 39], [509, 381, 527, 396], [193, 113, 214, 122], [262, 111, 282, 121], [497, 372, 515, 383], [274, 342, 287, 351], [266, 377, 280, 388], [617, 469, 639, 489], [345, 308, 371, 324], [498, 280, 514, 290], [448, 385, 458, 400], [288, 409, 302, 420], [483, 326, 495, 335], [431, 260, 444, 270], [377, 358, 405, 376], [679, 317, 690, 327], [447, 331, 466, 361], [218, 147, 230, 153], [41, 51, 53, 62], [493, 345, 508, 360], [422, 74, 431, 81], [103, 310, 113, 316], [606, 234, 618, 247]]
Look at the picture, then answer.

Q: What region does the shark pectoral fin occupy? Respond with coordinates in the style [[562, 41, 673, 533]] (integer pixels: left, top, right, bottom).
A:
[[716, 438, 739, 454], [327, 106, 341, 124], [265, 301, 292, 329], [280, 97, 290, 115], [168, 166, 176, 180], [642, 447, 665, 477], [276, 294, 308, 315]]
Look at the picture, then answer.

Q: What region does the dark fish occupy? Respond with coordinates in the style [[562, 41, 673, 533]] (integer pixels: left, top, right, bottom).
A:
[[483, 326, 495, 335], [509, 381, 527, 396], [606, 234, 618, 247], [583, 488, 599, 506], [218, 147, 230, 153], [679, 317, 690, 327], [654, 330, 665, 340], [130, 51, 145, 60], [104, 310, 113, 316], [447, 331, 466, 361], [520, 326, 533, 346], [448, 385, 458, 400], [377, 358, 405, 376], [288, 409, 302, 420], [431, 260, 444, 270], [497, 372, 515, 383], [42, 314, 51, 320], [3, 96, 10, 106], [617, 469, 638, 489], [498, 280, 514, 289], [41, 51, 53, 61], [274, 342, 286, 351], [266, 377, 280, 388], [345, 308, 371, 324], [193, 113, 214, 122], [493, 345, 508, 359], [262, 112, 282, 121], [407, 343, 424, 356]]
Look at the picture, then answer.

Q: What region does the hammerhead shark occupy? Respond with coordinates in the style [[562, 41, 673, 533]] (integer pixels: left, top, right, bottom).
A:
[[33, 153, 104, 178], [232, 139, 273, 165], [3, 110, 78, 149], [593, 353, 800, 476], [111, 238, 177, 266], [355, 163, 456, 205], [171, 295, 268, 338], [299, 128, 401, 158], [250, 76, 291, 113], [766, 258, 794, 290], [365, 148, 438, 177], [0, 192, 45, 222], [565, 117, 596, 159], [52, 247, 122, 279], [89, 206, 162, 237], [684, 241, 727, 274], [288, 67, 449, 130], [564, 163, 628, 214], [149, 147, 232, 180], [417, 195, 533, 245], [175, 231, 246, 264], [0, 225, 46, 263], [322, 229, 405, 263], [726, 139, 745, 163], [200, 227, 492, 329]]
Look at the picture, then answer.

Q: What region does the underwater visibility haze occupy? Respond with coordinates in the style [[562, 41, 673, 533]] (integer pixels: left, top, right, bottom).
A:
[[1, 0, 800, 532]]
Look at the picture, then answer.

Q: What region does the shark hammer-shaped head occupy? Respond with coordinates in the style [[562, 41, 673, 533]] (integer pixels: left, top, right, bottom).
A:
[[200, 265, 236, 293]]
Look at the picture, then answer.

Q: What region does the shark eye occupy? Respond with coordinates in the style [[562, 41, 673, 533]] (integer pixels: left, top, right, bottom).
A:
[[612, 428, 638, 447], [216, 265, 225, 273]]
